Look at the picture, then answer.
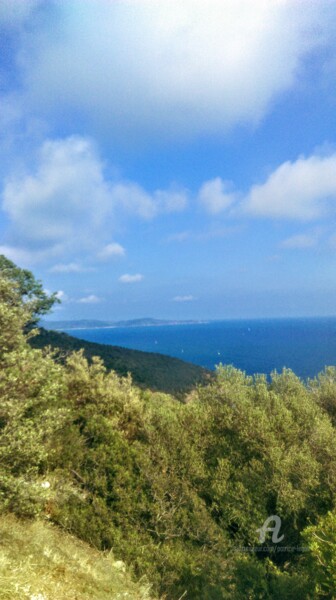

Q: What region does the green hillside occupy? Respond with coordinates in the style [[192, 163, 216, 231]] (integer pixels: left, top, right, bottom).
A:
[[30, 327, 211, 395]]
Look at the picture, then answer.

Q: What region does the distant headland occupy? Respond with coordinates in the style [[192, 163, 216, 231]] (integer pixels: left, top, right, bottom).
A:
[[41, 317, 209, 330]]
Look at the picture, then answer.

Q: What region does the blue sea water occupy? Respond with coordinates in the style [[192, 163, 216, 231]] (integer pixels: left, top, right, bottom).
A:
[[62, 318, 336, 380]]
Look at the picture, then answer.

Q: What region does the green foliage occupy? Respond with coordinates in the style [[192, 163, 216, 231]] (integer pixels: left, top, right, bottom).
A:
[[195, 366, 336, 546], [1, 263, 336, 598], [0, 276, 68, 517], [309, 366, 336, 426], [301, 510, 336, 597], [0, 254, 59, 325]]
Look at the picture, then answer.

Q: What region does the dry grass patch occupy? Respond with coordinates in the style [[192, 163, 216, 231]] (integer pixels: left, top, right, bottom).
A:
[[0, 514, 156, 600]]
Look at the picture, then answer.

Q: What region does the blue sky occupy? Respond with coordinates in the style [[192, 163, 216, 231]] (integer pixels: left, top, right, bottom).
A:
[[1, 0, 336, 320]]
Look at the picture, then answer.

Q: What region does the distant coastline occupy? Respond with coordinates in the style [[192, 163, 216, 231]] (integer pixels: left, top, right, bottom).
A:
[[41, 315, 336, 332], [41, 317, 210, 331]]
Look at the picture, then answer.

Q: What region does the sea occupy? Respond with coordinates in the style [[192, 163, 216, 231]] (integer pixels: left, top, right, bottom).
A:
[[59, 317, 336, 380]]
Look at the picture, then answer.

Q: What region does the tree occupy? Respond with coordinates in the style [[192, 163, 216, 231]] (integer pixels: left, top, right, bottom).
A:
[[0, 255, 59, 325], [0, 274, 67, 517]]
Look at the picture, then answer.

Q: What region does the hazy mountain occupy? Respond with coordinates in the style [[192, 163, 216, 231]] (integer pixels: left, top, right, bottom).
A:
[[41, 317, 207, 330]]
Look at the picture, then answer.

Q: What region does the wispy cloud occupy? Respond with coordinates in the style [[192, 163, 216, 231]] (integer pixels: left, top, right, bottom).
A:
[[198, 178, 237, 215], [167, 225, 243, 243], [173, 295, 195, 302], [109, 183, 187, 220], [78, 294, 101, 304], [167, 231, 191, 243], [280, 233, 319, 249], [119, 274, 144, 284], [50, 262, 90, 273], [97, 243, 125, 260], [0, 244, 41, 267]]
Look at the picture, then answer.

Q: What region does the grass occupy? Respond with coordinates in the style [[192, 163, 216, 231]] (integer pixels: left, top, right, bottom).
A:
[[0, 514, 157, 600]]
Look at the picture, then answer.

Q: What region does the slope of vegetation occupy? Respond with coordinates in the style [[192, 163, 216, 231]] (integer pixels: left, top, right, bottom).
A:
[[1, 257, 336, 599], [30, 327, 211, 396], [0, 514, 155, 600]]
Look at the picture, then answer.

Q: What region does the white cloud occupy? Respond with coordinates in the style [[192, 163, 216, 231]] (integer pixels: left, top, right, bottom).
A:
[[109, 183, 188, 219], [167, 225, 242, 242], [119, 273, 144, 284], [109, 183, 158, 220], [44, 288, 68, 301], [78, 294, 101, 304], [50, 262, 88, 273], [167, 231, 191, 243], [2, 136, 113, 255], [199, 152, 336, 221], [1, 135, 187, 264], [173, 295, 195, 302], [198, 178, 237, 215], [280, 233, 318, 249], [244, 153, 336, 220], [97, 243, 126, 260], [19, 0, 334, 138], [55, 290, 68, 301], [154, 190, 187, 213]]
